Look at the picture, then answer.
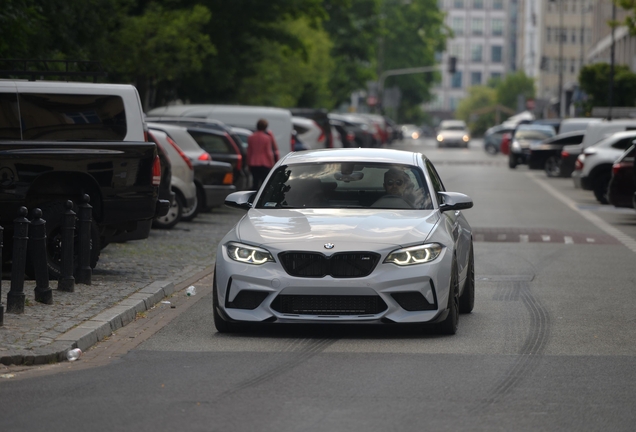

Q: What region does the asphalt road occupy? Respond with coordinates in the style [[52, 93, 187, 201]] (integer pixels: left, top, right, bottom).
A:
[[2, 138, 636, 432]]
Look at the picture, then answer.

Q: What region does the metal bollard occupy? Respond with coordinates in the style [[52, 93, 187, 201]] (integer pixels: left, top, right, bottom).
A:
[[76, 194, 92, 285], [30, 208, 53, 305], [58, 200, 76, 292], [6, 207, 29, 314], [0, 223, 3, 326]]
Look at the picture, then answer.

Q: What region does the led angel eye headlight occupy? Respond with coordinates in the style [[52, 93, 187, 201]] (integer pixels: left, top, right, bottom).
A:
[[226, 242, 274, 265], [384, 243, 443, 266]]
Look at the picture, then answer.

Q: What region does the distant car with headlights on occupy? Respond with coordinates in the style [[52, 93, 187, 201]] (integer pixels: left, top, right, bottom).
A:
[[214, 148, 474, 335], [508, 124, 556, 169], [436, 120, 470, 148], [401, 124, 422, 140]]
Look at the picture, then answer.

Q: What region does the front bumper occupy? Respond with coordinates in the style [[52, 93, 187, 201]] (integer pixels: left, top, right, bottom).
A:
[[572, 170, 583, 189], [214, 243, 453, 325]]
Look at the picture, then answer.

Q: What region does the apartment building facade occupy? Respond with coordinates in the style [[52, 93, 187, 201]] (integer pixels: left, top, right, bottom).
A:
[[426, 0, 511, 116]]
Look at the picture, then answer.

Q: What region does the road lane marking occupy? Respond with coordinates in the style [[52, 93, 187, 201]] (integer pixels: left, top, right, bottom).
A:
[[587, 238, 595, 243], [541, 235, 551, 242], [564, 236, 573, 244], [519, 234, 529, 242], [528, 173, 636, 254]]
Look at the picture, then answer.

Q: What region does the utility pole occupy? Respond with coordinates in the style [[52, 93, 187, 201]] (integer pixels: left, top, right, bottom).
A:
[[609, 1, 616, 120], [558, 0, 564, 118]]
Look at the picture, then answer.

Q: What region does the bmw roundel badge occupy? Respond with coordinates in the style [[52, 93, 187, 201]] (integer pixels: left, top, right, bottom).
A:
[[324, 243, 335, 249]]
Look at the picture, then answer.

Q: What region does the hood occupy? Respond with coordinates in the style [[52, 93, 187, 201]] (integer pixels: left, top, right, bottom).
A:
[[440, 130, 467, 138], [236, 209, 440, 250]]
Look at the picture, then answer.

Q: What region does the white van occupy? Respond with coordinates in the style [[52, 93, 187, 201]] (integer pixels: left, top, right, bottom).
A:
[[146, 104, 293, 156], [580, 119, 636, 149], [559, 117, 601, 135]]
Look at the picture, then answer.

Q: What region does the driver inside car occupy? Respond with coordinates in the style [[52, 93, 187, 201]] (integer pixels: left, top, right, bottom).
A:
[[381, 167, 430, 208]]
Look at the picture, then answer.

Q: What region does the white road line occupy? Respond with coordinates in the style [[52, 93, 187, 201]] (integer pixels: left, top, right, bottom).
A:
[[519, 234, 529, 242], [587, 238, 595, 243], [497, 233, 507, 240], [564, 236, 574, 244], [541, 235, 551, 242], [529, 173, 636, 253]]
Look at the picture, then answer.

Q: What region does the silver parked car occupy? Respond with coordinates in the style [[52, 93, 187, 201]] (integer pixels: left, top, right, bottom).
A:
[[214, 148, 474, 335], [436, 120, 470, 148]]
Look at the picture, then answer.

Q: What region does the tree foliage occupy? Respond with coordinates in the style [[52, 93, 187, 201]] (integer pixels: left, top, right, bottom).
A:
[[494, 71, 535, 112], [1, 0, 447, 115], [578, 62, 636, 111], [455, 86, 497, 136]]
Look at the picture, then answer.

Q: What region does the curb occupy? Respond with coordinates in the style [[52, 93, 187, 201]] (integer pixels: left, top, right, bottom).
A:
[[0, 264, 215, 366]]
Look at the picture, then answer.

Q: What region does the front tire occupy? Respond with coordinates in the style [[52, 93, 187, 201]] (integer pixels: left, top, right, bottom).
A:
[[437, 258, 459, 335], [544, 156, 561, 177], [180, 187, 201, 222], [459, 243, 475, 314], [508, 154, 518, 169], [153, 191, 183, 229], [593, 172, 611, 204]]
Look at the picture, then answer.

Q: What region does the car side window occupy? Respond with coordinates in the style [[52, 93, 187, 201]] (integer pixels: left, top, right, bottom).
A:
[[0, 92, 21, 140], [188, 130, 234, 154], [425, 160, 445, 205], [612, 137, 636, 150], [18, 93, 127, 140]]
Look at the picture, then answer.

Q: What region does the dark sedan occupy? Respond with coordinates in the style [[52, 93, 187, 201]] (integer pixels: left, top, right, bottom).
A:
[[608, 144, 635, 208], [527, 130, 585, 176]]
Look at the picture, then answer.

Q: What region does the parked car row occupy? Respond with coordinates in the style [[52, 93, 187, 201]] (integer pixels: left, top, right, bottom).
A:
[[487, 115, 636, 212]]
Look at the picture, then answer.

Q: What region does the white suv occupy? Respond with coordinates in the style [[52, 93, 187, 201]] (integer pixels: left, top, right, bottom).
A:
[[573, 130, 636, 203]]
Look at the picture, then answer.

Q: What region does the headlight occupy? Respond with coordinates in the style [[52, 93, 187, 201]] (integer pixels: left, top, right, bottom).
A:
[[226, 242, 274, 265], [436, 134, 444, 141], [412, 132, 419, 139], [384, 243, 443, 266], [511, 140, 521, 151], [462, 135, 470, 142]]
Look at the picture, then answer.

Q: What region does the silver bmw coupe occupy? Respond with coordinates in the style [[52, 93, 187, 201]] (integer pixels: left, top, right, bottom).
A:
[[214, 148, 474, 334]]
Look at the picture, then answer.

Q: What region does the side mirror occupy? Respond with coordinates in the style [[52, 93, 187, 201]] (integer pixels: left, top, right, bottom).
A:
[[225, 191, 257, 210], [438, 191, 473, 212]]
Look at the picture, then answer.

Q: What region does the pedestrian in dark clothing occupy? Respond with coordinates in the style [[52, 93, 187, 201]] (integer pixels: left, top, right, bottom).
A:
[[247, 119, 280, 189]]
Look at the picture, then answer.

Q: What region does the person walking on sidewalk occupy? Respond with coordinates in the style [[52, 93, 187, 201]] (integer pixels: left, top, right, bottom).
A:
[[247, 118, 280, 189]]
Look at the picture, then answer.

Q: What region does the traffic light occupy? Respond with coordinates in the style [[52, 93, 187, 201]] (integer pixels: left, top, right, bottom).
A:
[[448, 56, 457, 74]]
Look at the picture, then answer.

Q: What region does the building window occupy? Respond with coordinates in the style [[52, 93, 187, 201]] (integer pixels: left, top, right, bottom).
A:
[[492, 18, 504, 36], [491, 45, 503, 63], [546, 27, 552, 43], [450, 97, 461, 110], [571, 28, 577, 43], [451, 71, 463, 88], [492, 0, 504, 10], [471, 71, 482, 85], [571, 58, 577, 73], [473, 0, 483, 9], [471, 44, 483, 62], [454, 0, 464, 8], [451, 17, 465, 36], [472, 18, 484, 36], [450, 43, 464, 61]]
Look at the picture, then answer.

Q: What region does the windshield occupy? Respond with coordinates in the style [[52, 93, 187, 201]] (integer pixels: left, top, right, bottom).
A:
[[515, 128, 555, 140], [441, 125, 466, 131], [256, 162, 433, 210]]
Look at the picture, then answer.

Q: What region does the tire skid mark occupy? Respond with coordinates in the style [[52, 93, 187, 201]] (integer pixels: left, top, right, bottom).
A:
[[215, 338, 336, 400], [473, 281, 551, 411]]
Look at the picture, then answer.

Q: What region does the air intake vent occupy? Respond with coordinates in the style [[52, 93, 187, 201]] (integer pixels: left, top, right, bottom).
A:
[[271, 295, 388, 315]]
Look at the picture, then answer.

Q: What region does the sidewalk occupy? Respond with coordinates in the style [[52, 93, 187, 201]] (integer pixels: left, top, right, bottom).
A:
[[0, 207, 244, 366]]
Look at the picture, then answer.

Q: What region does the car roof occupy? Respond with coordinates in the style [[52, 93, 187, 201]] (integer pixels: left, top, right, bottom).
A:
[[280, 148, 422, 166], [516, 124, 555, 132]]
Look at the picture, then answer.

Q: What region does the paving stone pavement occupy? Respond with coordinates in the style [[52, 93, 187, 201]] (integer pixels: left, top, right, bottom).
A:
[[0, 206, 244, 366]]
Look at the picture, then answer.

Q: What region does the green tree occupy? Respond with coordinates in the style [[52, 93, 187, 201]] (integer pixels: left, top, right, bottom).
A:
[[236, 17, 335, 108], [380, 0, 448, 122], [578, 62, 636, 112], [323, 0, 381, 107], [495, 71, 535, 112], [455, 86, 497, 136], [170, 0, 327, 105], [107, 3, 216, 110]]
